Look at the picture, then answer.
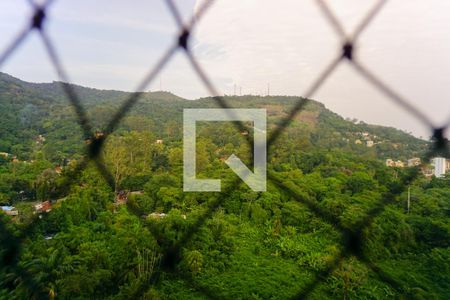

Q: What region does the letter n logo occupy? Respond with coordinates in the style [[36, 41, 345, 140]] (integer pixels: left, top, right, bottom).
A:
[[183, 109, 266, 192]]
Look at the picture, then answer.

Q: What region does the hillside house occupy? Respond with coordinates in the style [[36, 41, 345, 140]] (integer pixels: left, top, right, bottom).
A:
[[421, 166, 434, 177], [386, 159, 395, 167], [1, 206, 18, 216], [395, 161, 405, 168], [407, 158, 421, 167], [115, 190, 128, 205], [34, 201, 52, 213], [55, 165, 62, 174], [0, 152, 10, 158], [386, 159, 405, 168], [129, 191, 144, 196], [148, 212, 186, 220], [155, 139, 163, 144], [148, 212, 166, 219], [36, 134, 46, 144]]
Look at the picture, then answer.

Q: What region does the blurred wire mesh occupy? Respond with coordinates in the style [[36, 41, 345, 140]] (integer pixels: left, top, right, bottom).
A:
[[0, 0, 448, 299]]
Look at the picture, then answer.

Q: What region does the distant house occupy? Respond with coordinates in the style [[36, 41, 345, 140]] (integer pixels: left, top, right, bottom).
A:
[[147, 212, 186, 220], [1, 206, 18, 216], [366, 140, 374, 147], [421, 166, 434, 177], [155, 139, 163, 144], [148, 212, 166, 219], [240, 131, 249, 136], [386, 159, 405, 168], [129, 191, 144, 196], [114, 191, 143, 208], [34, 201, 52, 213], [36, 134, 46, 144], [395, 160, 405, 168], [385, 159, 395, 167], [114, 191, 128, 205], [55, 165, 62, 174], [407, 158, 421, 167], [355, 139, 362, 145], [0, 152, 10, 158]]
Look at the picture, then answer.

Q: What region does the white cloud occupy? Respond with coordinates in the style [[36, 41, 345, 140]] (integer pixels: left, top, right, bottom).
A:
[[1, 0, 449, 138], [190, 0, 450, 138]]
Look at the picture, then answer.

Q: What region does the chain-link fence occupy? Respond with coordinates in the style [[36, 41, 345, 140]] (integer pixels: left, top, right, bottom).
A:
[[0, 0, 449, 299]]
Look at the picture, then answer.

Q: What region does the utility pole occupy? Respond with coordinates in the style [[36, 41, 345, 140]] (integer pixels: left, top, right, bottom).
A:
[[239, 86, 242, 96], [267, 83, 270, 96], [407, 186, 411, 214], [234, 84, 236, 96]]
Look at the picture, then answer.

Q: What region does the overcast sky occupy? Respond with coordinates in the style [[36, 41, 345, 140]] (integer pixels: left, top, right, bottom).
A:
[[0, 0, 449, 139]]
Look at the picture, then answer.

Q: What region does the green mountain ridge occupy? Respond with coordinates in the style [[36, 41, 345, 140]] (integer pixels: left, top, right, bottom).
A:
[[0, 72, 427, 163]]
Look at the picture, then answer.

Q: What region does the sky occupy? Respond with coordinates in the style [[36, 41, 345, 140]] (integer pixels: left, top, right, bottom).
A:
[[0, 0, 449, 139]]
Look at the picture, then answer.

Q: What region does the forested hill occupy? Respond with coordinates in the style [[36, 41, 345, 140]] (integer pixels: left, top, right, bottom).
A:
[[1, 73, 449, 299], [0, 72, 427, 162]]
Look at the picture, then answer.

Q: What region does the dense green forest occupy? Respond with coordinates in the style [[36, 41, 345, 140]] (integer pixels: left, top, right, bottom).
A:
[[0, 72, 448, 299]]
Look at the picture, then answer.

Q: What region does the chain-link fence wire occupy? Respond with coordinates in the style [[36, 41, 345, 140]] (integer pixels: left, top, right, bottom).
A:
[[0, 0, 449, 299]]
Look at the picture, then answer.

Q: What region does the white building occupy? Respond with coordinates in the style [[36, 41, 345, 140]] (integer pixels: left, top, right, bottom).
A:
[[386, 159, 394, 167], [432, 157, 447, 178], [1, 206, 18, 216], [395, 160, 405, 168]]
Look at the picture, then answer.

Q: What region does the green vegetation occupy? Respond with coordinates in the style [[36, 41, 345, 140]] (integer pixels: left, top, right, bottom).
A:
[[0, 73, 448, 299]]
